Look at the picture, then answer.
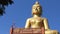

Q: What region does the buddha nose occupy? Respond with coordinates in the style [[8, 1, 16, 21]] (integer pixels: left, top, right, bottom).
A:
[[35, 8, 37, 10]]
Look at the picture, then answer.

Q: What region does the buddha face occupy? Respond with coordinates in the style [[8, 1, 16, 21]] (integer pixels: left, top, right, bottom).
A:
[[32, 5, 41, 15]]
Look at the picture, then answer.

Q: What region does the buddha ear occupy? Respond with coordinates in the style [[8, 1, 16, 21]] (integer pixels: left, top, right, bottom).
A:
[[40, 6, 42, 12], [39, 6, 42, 16]]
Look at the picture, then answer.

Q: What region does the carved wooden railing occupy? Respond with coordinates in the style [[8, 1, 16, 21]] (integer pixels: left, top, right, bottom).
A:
[[10, 28, 45, 34]]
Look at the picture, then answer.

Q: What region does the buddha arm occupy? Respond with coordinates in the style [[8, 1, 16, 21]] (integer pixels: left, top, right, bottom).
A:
[[25, 19, 31, 28], [43, 18, 50, 30]]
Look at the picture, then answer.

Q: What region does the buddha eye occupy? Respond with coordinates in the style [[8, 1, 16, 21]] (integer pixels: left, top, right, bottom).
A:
[[33, 7, 36, 9], [36, 6, 40, 9]]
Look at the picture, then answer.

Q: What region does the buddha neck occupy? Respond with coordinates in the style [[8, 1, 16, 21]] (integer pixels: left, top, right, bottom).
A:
[[33, 14, 41, 18]]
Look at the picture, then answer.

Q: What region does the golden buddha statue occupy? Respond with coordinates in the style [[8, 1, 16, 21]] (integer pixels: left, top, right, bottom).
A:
[[25, 1, 59, 34]]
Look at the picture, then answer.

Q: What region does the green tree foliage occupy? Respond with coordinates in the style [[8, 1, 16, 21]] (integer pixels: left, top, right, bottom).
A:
[[0, 0, 14, 16]]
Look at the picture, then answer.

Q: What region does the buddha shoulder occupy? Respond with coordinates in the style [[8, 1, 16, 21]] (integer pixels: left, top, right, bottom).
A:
[[26, 18, 34, 20], [40, 17, 48, 21], [26, 18, 32, 22], [35, 17, 48, 20]]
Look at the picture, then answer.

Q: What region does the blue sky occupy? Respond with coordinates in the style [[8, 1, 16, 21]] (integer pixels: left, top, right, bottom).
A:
[[0, 0, 60, 34]]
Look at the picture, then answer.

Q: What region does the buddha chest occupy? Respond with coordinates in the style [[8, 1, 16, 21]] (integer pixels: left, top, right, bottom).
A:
[[29, 18, 44, 27]]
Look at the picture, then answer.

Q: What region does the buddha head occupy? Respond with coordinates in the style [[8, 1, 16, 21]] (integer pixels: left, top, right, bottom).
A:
[[32, 1, 42, 16]]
